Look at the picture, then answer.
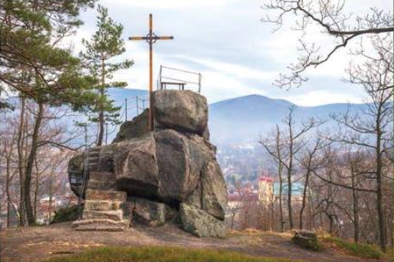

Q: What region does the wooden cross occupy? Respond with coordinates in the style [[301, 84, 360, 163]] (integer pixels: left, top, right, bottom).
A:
[[129, 14, 174, 131]]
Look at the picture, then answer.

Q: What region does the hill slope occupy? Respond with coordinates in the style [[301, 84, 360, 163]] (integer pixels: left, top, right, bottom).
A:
[[208, 94, 365, 143]]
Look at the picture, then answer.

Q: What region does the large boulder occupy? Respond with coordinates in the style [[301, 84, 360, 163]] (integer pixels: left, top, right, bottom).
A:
[[152, 90, 208, 135], [184, 135, 227, 220], [112, 134, 160, 199], [200, 162, 227, 220], [67, 90, 227, 238], [179, 203, 227, 238], [154, 130, 206, 203], [112, 109, 149, 143]]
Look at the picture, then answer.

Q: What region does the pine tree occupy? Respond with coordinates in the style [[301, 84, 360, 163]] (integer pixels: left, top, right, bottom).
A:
[[80, 5, 133, 146], [0, 0, 99, 225]]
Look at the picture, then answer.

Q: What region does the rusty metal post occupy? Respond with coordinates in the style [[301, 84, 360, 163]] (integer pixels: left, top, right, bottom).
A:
[[125, 98, 128, 121], [136, 96, 139, 115], [128, 14, 173, 130], [198, 73, 202, 94], [148, 14, 153, 131]]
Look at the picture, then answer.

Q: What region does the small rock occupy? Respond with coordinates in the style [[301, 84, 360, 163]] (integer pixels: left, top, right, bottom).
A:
[[131, 198, 176, 226], [292, 230, 320, 250]]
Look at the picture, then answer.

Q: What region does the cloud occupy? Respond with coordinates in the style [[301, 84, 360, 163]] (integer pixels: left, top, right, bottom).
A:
[[72, 0, 391, 105], [101, 0, 238, 9]]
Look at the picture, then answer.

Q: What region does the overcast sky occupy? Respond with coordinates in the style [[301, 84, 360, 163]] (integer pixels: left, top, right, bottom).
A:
[[73, 0, 391, 106]]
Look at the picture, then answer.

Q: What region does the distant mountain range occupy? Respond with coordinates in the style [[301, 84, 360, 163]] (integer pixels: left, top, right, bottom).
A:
[[107, 88, 366, 144], [208, 94, 366, 143], [3, 87, 368, 149]]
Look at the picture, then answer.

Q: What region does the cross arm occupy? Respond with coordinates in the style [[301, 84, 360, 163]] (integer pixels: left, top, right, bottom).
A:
[[157, 36, 174, 40], [129, 36, 147, 41], [128, 36, 174, 41]]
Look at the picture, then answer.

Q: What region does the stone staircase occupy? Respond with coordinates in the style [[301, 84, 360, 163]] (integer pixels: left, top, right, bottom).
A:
[[72, 171, 130, 231], [88, 147, 101, 172]]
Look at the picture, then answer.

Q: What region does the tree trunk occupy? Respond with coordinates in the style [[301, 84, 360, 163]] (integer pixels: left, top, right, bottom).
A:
[[307, 189, 314, 229], [97, 57, 105, 146], [24, 101, 44, 225], [6, 150, 11, 228], [270, 201, 274, 231], [287, 123, 294, 229], [287, 169, 293, 229], [97, 109, 104, 146], [328, 214, 334, 235], [376, 125, 387, 252], [33, 158, 40, 221], [276, 125, 284, 232], [279, 174, 284, 232], [299, 168, 311, 229], [351, 166, 359, 243], [48, 177, 53, 221], [17, 97, 26, 226]]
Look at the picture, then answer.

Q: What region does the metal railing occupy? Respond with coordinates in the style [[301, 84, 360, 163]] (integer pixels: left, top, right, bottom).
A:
[[157, 65, 202, 93], [123, 95, 149, 121]]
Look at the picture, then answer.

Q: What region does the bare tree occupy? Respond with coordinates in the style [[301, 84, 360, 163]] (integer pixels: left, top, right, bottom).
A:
[[318, 35, 393, 251], [16, 97, 27, 226], [261, 106, 323, 229], [227, 180, 248, 230], [262, 0, 393, 88], [297, 135, 327, 229], [1, 99, 85, 226], [338, 40, 391, 252], [0, 112, 18, 227], [275, 125, 285, 232]]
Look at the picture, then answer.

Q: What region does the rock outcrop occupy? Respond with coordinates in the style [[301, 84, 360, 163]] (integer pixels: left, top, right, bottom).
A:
[[152, 90, 208, 135], [68, 90, 227, 237]]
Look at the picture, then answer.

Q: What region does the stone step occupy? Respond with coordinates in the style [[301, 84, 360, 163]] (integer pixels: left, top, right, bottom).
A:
[[89, 172, 116, 182], [83, 210, 123, 221], [88, 180, 117, 191], [89, 147, 102, 152], [86, 189, 126, 202], [84, 200, 121, 211], [88, 158, 100, 163], [89, 151, 100, 156], [89, 167, 99, 172], [72, 218, 129, 231], [75, 224, 125, 231]]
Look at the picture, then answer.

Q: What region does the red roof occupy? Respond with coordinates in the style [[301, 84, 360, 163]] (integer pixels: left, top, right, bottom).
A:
[[259, 176, 273, 182]]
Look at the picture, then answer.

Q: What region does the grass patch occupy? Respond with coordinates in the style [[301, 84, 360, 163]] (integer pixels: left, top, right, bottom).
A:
[[321, 236, 383, 259], [44, 246, 303, 262]]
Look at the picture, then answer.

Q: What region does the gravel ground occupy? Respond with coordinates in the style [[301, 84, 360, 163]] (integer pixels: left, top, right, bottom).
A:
[[0, 222, 387, 262]]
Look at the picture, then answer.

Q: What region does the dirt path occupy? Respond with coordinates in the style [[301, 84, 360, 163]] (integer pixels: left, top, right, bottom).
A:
[[0, 222, 386, 262]]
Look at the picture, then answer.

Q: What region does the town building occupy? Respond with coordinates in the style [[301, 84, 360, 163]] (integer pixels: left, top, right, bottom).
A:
[[258, 175, 304, 204]]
